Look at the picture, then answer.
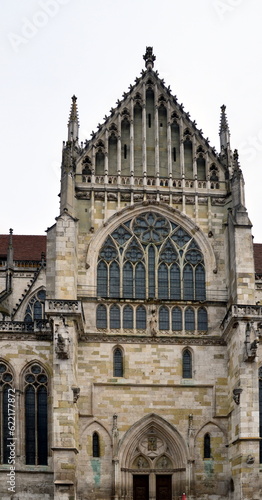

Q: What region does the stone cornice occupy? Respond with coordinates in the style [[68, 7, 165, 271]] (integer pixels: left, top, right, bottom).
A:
[[80, 334, 226, 346]]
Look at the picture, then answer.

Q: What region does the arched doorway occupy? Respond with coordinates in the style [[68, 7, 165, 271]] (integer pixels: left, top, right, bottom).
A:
[[118, 414, 188, 499]]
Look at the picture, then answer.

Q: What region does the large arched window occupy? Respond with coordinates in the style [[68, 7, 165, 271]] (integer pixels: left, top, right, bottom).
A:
[[24, 364, 48, 465], [0, 362, 14, 464], [113, 348, 123, 377], [182, 349, 192, 378], [24, 290, 46, 323], [259, 367, 262, 463], [96, 212, 206, 301]]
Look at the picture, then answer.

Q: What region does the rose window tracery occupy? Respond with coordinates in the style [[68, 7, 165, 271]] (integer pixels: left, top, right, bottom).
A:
[[97, 211, 206, 302]]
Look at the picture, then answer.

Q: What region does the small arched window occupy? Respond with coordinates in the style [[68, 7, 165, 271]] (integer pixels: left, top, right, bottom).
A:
[[93, 432, 100, 457], [136, 306, 146, 330], [172, 307, 182, 331], [185, 307, 195, 331], [159, 306, 169, 330], [113, 348, 123, 377], [182, 349, 192, 379], [96, 305, 107, 329], [110, 305, 120, 329], [204, 433, 211, 459], [25, 364, 48, 465], [123, 305, 133, 329], [0, 362, 14, 464], [198, 308, 208, 331]]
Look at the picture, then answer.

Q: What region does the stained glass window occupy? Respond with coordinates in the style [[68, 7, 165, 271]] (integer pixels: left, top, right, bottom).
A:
[[25, 364, 48, 465], [96, 212, 206, 305]]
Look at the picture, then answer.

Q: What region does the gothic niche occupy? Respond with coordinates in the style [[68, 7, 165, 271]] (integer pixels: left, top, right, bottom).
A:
[[132, 455, 150, 469], [155, 455, 172, 469]]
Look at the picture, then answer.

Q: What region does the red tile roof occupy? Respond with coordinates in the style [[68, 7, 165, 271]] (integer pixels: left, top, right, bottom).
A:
[[0, 235, 46, 261], [254, 243, 262, 275]]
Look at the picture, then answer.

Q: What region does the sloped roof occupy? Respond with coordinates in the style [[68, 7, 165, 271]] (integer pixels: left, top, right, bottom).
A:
[[0, 235, 46, 261], [253, 243, 262, 275]]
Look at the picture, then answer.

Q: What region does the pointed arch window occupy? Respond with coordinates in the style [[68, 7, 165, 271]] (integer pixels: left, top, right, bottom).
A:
[[172, 307, 182, 331], [25, 364, 48, 465], [198, 307, 207, 331], [159, 306, 169, 330], [24, 290, 46, 323], [123, 305, 133, 329], [204, 433, 211, 459], [182, 349, 192, 379], [110, 305, 120, 329], [0, 363, 14, 464], [96, 212, 206, 303], [93, 432, 100, 457], [185, 307, 195, 331], [113, 348, 123, 377], [136, 306, 146, 330], [96, 304, 107, 329]]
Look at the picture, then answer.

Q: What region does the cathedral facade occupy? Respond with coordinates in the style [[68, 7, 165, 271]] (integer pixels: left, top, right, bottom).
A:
[[0, 48, 261, 499]]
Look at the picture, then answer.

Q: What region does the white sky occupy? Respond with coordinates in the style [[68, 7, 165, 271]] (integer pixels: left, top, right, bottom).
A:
[[1, 0, 262, 241]]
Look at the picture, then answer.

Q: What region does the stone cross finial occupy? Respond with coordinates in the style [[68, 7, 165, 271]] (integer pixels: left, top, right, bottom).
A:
[[143, 47, 156, 70]]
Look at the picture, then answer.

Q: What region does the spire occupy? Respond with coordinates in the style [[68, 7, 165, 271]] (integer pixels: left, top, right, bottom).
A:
[[7, 228, 13, 269], [67, 95, 79, 142], [219, 104, 230, 150], [143, 46, 156, 70]]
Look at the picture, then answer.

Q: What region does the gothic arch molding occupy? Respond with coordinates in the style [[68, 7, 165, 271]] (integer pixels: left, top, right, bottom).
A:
[[86, 203, 217, 296], [118, 413, 188, 469]]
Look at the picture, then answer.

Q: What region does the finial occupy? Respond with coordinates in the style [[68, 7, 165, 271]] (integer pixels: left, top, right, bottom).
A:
[[143, 46, 156, 70], [67, 95, 79, 142], [219, 104, 229, 134], [68, 95, 79, 125], [219, 104, 231, 152]]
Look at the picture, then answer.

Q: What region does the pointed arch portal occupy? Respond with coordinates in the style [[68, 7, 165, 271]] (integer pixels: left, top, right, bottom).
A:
[[116, 414, 188, 499]]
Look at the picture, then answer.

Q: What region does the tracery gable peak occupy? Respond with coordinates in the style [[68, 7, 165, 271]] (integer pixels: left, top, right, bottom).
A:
[[79, 48, 221, 166]]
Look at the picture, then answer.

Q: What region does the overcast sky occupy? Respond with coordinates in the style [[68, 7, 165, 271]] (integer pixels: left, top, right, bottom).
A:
[[1, 0, 262, 241]]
